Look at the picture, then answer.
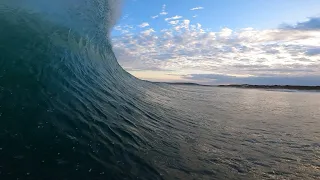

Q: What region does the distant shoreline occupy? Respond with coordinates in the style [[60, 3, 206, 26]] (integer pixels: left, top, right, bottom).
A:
[[158, 82, 212, 86], [154, 82, 320, 90], [218, 84, 320, 90]]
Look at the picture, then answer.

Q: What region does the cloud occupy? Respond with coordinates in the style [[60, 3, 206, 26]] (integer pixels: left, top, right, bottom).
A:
[[162, 4, 166, 10], [113, 24, 134, 34], [151, 15, 159, 19], [173, 19, 191, 31], [138, 22, 149, 28], [141, 28, 155, 36], [284, 16, 320, 30], [165, 15, 182, 21], [168, 20, 179, 25], [122, 14, 129, 20], [112, 17, 320, 84], [219, 28, 232, 38], [160, 12, 168, 15], [151, 4, 169, 18], [160, 4, 168, 16], [190, 7, 204, 11]]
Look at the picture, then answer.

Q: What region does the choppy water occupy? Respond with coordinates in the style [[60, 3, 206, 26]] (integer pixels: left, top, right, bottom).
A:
[[0, 1, 320, 179]]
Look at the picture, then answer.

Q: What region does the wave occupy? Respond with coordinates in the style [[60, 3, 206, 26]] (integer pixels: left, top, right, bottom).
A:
[[0, 1, 171, 179]]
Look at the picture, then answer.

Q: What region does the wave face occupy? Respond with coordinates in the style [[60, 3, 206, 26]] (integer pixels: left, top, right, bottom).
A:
[[1, 1, 320, 180], [0, 1, 167, 179]]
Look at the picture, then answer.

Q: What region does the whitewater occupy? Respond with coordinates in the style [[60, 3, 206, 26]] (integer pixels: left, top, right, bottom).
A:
[[0, 0, 319, 179]]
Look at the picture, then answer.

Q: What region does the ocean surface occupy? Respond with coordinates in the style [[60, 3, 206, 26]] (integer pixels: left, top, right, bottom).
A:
[[1, 1, 320, 179]]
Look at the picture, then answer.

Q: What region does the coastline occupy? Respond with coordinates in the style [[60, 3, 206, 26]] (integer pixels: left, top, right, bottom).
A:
[[218, 84, 320, 91], [154, 82, 320, 91]]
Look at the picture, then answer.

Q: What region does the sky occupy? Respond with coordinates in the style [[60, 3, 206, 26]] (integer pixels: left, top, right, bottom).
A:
[[111, 0, 320, 85]]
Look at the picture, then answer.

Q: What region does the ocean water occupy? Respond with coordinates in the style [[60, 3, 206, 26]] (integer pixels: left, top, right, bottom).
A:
[[0, 1, 320, 180]]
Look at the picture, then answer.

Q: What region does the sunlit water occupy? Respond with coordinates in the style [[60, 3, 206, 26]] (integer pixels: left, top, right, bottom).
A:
[[151, 85, 320, 179]]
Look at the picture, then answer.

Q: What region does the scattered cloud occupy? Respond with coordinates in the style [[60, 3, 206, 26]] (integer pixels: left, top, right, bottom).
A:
[[114, 26, 122, 31], [122, 14, 129, 20], [168, 20, 179, 25], [112, 17, 320, 84], [141, 28, 155, 36], [190, 7, 204, 11], [162, 4, 166, 10], [160, 4, 168, 15], [151, 4, 168, 18], [165, 15, 183, 21], [151, 15, 159, 19], [138, 22, 150, 28], [113, 24, 134, 34], [160, 12, 168, 15]]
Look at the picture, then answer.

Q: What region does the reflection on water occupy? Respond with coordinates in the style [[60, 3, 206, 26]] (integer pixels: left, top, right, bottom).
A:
[[146, 85, 320, 179]]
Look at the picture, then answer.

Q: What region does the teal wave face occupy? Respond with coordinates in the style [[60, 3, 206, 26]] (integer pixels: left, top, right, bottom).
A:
[[0, 1, 164, 179]]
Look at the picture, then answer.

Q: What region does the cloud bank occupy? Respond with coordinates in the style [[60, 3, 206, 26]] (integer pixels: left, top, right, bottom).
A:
[[112, 16, 320, 85]]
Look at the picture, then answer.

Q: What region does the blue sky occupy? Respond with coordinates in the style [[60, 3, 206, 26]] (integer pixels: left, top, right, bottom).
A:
[[113, 0, 320, 33], [111, 0, 320, 85]]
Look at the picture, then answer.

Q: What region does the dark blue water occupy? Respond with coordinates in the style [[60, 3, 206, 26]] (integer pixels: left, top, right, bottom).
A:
[[1, 1, 319, 179]]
